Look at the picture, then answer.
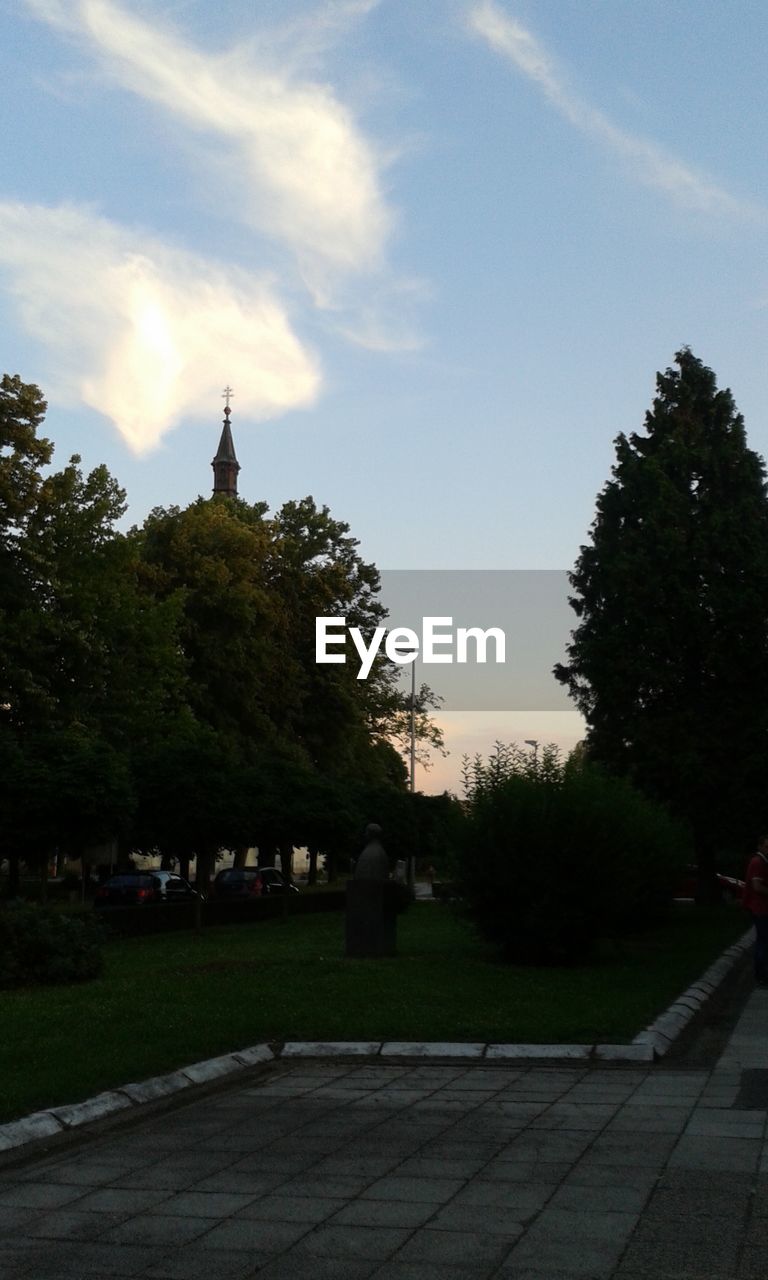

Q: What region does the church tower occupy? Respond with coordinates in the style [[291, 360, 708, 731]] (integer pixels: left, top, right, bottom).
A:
[[211, 386, 240, 498]]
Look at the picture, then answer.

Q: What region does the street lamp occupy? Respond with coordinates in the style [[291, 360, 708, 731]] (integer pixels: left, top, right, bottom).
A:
[[524, 739, 539, 762], [408, 654, 416, 892], [409, 655, 416, 795]]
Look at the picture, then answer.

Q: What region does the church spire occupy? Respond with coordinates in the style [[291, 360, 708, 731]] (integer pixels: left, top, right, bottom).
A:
[[212, 385, 240, 498]]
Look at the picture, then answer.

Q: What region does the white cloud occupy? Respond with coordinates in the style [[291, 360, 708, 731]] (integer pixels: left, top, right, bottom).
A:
[[0, 202, 320, 454], [468, 1, 763, 221], [25, 0, 393, 289]]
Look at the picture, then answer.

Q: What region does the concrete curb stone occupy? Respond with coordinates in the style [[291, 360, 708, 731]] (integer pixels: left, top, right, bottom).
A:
[[381, 1042, 485, 1058], [0, 1110, 64, 1151], [181, 1053, 245, 1084], [282, 1041, 381, 1057], [631, 927, 753, 1059], [486, 1044, 592, 1061], [233, 1045, 275, 1067], [50, 1090, 132, 1128], [594, 1044, 654, 1062], [120, 1070, 197, 1103]]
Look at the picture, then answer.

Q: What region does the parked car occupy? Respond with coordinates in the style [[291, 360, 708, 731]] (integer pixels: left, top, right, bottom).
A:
[[674, 867, 745, 903], [94, 871, 199, 907], [211, 867, 300, 899]]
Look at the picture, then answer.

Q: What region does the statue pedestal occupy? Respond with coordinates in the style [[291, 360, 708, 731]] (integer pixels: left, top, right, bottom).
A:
[[345, 879, 398, 957]]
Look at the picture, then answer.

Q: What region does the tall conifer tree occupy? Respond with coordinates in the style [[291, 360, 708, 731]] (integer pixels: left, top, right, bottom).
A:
[[556, 349, 768, 874]]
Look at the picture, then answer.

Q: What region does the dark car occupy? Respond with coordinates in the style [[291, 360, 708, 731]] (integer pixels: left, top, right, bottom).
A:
[[212, 867, 300, 899], [94, 871, 199, 907]]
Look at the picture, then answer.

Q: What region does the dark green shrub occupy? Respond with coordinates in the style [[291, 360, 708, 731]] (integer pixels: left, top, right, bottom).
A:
[[0, 904, 104, 987], [457, 745, 689, 964]]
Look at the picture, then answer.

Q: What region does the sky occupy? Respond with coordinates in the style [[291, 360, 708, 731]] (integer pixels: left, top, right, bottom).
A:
[[2, 0, 768, 791]]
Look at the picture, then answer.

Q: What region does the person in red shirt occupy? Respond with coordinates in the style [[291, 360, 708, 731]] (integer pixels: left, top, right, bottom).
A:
[[743, 835, 768, 986]]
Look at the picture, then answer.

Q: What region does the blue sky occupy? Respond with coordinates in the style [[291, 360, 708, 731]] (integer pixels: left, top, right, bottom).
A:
[[2, 0, 767, 788]]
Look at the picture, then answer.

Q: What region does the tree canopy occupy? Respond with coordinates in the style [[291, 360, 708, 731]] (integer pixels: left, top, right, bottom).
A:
[[555, 348, 768, 868], [0, 375, 446, 892]]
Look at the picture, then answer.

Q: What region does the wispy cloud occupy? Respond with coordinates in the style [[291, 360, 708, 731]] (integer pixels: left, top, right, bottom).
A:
[[264, 0, 383, 66], [0, 202, 320, 454], [336, 277, 430, 352], [468, 1, 763, 221], [25, 0, 393, 291]]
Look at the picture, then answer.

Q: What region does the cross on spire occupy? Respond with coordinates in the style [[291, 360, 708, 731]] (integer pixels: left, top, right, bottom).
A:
[[222, 385, 234, 412]]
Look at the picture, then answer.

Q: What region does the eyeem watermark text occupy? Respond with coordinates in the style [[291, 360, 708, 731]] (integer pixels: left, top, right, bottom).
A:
[[316, 616, 506, 680]]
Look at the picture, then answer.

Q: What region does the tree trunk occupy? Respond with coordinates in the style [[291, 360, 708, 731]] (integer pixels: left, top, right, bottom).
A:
[[326, 848, 337, 884], [280, 839, 294, 885], [308, 845, 318, 887], [194, 847, 214, 932], [6, 853, 20, 900], [257, 836, 276, 869], [195, 847, 213, 899], [234, 844, 249, 869]]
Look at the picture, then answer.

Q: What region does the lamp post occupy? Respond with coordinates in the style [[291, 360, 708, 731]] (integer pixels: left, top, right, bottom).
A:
[[409, 656, 416, 794], [408, 655, 416, 891], [524, 738, 539, 763]]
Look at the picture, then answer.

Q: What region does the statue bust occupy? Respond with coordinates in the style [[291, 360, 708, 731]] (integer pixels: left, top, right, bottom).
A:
[[353, 823, 389, 880]]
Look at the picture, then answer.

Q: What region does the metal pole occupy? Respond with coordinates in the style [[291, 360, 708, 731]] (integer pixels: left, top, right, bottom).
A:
[[408, 655, 416, 892], [409, 655, 416, 794]]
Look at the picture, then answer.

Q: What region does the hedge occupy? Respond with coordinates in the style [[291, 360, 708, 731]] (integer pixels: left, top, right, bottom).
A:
[[0, 903, 104, 987]]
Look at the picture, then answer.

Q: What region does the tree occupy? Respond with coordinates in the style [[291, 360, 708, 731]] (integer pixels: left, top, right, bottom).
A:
[[136, 498, 291, 752], [0, 384, 444, 891], [267, 496, 443, 778], [555, 349, 768, 878], [0, 376, 53, 721], [132, 495, 433, 878], [130, 716, 249, 898], [0, 375, 51, 542], [0, 383, 186, 895], [137, 493, 442, 785]]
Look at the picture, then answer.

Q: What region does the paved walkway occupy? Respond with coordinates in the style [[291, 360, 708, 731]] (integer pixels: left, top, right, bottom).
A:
[[1, 990, 767, 1280]]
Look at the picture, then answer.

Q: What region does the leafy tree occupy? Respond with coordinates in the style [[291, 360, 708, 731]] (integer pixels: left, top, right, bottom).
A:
[[0, 386, 185, 895], [0, 379, 444, 897], [130, 716, 251, 899], [0, 375, 53, 721], [555, 349, 768, 880], [14, 726, 134, 864], [135, 494, 442, 814], [136, 498, 292, 752], [19, 457, 180, 733], [267, 496, 443, 778], [0, 374, 51, 542]]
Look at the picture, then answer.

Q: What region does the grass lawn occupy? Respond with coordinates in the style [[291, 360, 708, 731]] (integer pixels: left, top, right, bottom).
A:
[[1, 902, 748, 1123]]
